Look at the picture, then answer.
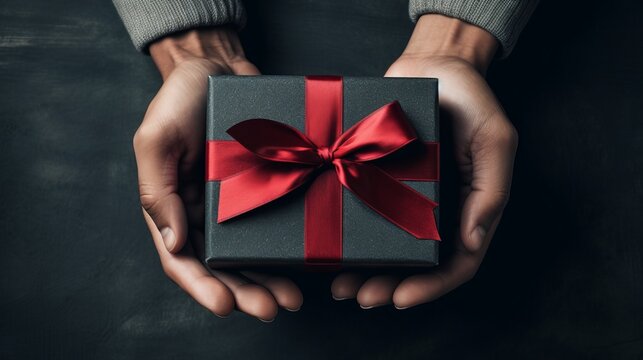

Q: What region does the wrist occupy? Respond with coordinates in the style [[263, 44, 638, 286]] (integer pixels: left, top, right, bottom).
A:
[[149, 27, 248, 79], [401, 14, 498, 74]]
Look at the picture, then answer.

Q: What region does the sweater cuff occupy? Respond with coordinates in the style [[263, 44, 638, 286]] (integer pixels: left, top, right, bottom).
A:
[[113, 0, 246, 53], [409, 0, 538, 58]]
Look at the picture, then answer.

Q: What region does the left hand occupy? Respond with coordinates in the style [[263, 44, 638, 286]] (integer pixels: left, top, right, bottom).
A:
[[134, 28, 303, 321], [330, 14, 518, 309]]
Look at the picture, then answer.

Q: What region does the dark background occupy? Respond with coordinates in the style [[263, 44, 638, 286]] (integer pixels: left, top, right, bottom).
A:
[[1, 0, 642, 359]]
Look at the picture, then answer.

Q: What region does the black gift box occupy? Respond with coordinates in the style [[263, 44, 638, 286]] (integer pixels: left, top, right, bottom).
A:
[[205, 76, 439, 268]]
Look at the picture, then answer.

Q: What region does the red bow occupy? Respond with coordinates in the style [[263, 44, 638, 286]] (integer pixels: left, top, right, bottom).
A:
[[207, 76, 439, 264]]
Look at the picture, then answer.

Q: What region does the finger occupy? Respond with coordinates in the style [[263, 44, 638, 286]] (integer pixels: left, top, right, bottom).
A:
[[232, 62, 261, 76], [186, 232, 279, 321], [356, 275, 401, 309], [143, 209, 235, 317], [331, 273, 366, 300], [210, 270, 279, 322], [392, 241, 484, 309], [134, 122, 188, 254], [241, 271, 303, 312], [461, 117, 518, 252]]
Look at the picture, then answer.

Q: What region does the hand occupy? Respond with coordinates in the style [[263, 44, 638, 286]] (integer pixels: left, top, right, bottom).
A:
[[133, 27, 303, 321], [331, 15, 518, 309]]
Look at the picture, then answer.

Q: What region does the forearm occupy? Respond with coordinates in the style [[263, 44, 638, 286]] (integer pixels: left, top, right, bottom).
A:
[[402, 14, 498, 74], [408, 0, 539, 58], [113, 0, 246, 53]]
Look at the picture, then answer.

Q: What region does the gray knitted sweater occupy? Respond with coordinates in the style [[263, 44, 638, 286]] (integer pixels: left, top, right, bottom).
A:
[[113, 0, 538, 57]]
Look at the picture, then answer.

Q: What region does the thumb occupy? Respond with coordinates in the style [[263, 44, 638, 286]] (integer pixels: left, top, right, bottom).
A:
[[460, 117, 518, 253], [133, 123, 188, 254]]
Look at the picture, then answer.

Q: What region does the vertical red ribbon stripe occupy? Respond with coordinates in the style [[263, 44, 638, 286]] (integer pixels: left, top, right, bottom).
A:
[[303, 76, 344, 264]]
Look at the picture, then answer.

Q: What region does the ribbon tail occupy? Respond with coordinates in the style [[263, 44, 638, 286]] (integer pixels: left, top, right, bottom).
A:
[[218, 163, 316, 223], [335, 161, 441, 241]]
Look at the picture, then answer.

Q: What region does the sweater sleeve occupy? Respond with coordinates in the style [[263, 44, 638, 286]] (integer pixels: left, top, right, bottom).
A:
[[112, 0, 246, 53], [409, 0, 539, 57]]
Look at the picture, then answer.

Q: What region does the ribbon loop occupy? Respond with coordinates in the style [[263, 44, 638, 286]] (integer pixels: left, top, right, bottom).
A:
[[227, 119, 321, 165], [332, 101, 418, 162]]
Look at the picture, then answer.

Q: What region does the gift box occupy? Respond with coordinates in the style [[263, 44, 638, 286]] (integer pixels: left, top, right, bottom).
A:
[[205, 75, 440, 268]]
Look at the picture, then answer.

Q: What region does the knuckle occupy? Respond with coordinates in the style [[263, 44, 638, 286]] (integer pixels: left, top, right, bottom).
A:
[[462, 271, 476, 284], [132, 124, 155, 151], [162, 266, 174, 280], [133, 118, 181, 155], [160, 259, 177, 279], [462, 264, 480, 283], [385, 64, 405, 78], [498, 122, 519, 150], [451, 256, 483, 285], [484, 189, 511, 215], [495, 188, 512, 208], [139, 192, 163, 216], [510, 124, 519, 142]]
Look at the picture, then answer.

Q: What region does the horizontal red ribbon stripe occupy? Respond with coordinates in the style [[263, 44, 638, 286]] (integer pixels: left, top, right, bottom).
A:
[[206, 140, 439, 182]]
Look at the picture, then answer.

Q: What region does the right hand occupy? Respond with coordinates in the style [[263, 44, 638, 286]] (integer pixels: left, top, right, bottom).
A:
[[331, 15, 518, 309], [133, 27, 303, 322]]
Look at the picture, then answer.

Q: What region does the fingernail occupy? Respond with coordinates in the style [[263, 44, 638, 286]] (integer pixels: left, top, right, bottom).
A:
[[160, 227, 175, 251], [332, 295, 348, 301], [394, 305, 409, 310], [285, 306, 301, 312], [259, 317, 275, 323], [360, 304, 382, 310], [470, 226, 487, 252]]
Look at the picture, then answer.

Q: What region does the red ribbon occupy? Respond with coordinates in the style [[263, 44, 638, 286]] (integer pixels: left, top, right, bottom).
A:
[[206, 76, 440, 264]]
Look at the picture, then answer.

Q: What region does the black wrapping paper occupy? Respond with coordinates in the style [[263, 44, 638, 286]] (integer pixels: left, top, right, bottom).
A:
[[205, 76, 439, 268]]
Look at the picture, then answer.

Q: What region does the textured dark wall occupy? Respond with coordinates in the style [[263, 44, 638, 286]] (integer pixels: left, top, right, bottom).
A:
[[1, 0, 642, 359]]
